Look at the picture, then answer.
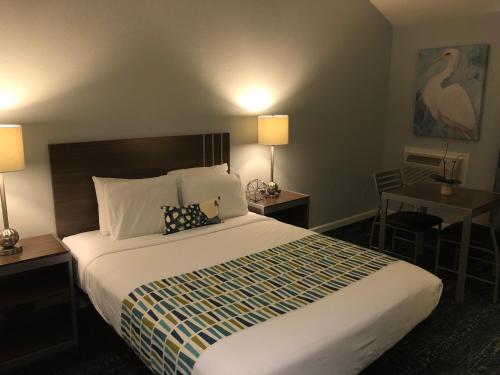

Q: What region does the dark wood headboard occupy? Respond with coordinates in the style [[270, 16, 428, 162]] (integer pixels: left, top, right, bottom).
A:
[[49, 133, 230, 238]]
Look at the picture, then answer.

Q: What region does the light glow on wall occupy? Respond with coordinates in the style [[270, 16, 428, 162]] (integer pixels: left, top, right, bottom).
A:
[[154, 5, 319, 115], [238, 88, 272, 112], [0, 2, 121, 114], [0, 91, 17, 110], [0, 2, 323, 116]]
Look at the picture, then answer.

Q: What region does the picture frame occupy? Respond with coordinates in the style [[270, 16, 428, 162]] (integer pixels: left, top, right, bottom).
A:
[[413, 45, 489, 141]]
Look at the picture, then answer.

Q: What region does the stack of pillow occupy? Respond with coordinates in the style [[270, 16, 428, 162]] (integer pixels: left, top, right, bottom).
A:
[[92, 163, 248, 240]]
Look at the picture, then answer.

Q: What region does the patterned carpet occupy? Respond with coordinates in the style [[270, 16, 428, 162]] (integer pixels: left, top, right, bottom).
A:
[[6, 220, 500, 375]]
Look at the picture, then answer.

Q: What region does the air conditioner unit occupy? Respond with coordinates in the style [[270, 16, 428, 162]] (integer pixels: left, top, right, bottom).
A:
[[403, 146, 469, 186]]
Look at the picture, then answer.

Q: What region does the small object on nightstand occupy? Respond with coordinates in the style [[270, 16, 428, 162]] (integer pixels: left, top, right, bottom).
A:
[[0, 234, 78, 371], [0, 228, 21, 253], [0, 125, 26, 256], [246, 179, 268, 203], [265, 181, 281, 197], [248, 190, 310, 228]]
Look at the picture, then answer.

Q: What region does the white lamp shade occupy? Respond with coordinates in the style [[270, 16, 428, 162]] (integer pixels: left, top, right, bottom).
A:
[[258, 115, 289, 146], [0, 125, 25, 172]]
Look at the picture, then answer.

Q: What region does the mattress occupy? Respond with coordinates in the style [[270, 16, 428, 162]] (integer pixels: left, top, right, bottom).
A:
[[64, 212, 442, 375]]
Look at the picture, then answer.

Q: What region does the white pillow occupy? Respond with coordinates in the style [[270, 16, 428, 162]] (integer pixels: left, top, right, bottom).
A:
[[103, 175, 179, 240], [167, 163, 228, 204], [92, 176, 132, 235], [181, 174, 248, 220]]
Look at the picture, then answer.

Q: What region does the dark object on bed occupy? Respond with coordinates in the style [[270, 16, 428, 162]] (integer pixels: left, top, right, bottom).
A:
[[49, 133, 230, 238], [162, 199, 221, 235]]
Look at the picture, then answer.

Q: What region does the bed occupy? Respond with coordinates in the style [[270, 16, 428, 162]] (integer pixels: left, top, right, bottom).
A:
[[49, 133, 442, 375]]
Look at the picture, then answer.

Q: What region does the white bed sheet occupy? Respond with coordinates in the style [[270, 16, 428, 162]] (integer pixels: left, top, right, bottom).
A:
[[64, 212, 442, 375]]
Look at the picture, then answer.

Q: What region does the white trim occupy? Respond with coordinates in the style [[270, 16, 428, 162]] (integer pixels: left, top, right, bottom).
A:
[[311, 209, 377, 233]]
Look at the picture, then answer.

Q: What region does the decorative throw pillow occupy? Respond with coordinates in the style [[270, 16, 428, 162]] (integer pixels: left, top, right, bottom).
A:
[[162, 199, 221, 235]]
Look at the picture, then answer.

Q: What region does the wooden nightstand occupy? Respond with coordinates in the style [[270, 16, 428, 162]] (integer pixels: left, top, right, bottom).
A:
[[0, 234, 77, 371], [248, 190, 310, 228]]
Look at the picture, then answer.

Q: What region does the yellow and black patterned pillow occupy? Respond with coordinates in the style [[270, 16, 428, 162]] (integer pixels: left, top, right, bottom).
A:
[[162, 199, 221, 235]]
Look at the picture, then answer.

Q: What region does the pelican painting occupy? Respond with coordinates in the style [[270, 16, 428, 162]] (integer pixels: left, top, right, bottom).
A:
[[414, 45, 489, 141]]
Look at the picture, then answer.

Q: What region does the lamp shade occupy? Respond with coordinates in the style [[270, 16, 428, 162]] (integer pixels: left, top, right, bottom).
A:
[[0, 125, 25, 172], [258, 115, 289, 146]]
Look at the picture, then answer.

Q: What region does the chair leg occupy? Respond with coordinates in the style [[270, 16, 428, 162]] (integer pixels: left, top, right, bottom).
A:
[[453, 244, 459, 270], [414, 233, 423, 265], [435, 238, 442, 275], [437, 224, 442, 251], [369, 217, 378, 249], [391, 229, 396, 252], [493, 248, 499, 304]]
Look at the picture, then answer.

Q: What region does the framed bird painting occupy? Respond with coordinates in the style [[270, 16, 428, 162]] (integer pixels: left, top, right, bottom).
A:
[[413, 44, 489, 141]]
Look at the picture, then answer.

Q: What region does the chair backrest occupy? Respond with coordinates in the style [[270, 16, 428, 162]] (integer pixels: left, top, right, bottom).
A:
[[492, 149, 500, 228], [495, 149, 500, 194], [373, 169, 403, 200]]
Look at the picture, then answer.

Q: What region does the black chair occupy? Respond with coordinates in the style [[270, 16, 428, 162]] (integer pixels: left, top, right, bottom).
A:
[[435, 209, 499, 303], [369, 169, 443, 264]]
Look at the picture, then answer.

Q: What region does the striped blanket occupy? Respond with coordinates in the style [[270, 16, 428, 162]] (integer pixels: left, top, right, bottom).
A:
[[121, 234, 397, 375]]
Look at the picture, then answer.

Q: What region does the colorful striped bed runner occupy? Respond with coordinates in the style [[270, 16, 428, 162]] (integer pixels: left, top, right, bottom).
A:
[[121, 233, 397, 375]]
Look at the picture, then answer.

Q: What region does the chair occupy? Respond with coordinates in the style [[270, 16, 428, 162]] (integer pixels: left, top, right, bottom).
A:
[[369, 169, 443, 263]]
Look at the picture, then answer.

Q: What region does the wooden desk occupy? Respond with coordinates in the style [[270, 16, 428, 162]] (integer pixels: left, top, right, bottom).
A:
[[378, 182, 500, 303]]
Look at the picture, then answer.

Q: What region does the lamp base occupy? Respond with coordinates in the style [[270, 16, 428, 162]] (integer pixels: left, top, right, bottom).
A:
[[0, 245, 23, 256], [0, 228, 22, 255]]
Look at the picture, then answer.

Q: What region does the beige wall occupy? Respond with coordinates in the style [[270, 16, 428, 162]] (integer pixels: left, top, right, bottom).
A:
[[384, 12, 500, 190], [0, 0, 392, 237]]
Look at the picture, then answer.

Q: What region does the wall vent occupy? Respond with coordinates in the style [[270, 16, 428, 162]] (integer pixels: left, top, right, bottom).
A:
[[403, 146, 469, 186], [406, 154, 441, 166]]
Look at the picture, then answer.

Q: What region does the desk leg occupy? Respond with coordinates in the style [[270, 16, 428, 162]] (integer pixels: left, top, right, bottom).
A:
[[456, 214, 472, 303], [378, 196, 388, 251]]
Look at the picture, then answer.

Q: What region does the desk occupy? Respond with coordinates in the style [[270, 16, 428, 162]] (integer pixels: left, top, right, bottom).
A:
[[378, 182, 500, 302]]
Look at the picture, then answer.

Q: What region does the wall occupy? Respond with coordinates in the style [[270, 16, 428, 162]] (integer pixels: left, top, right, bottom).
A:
[[0, 0, 392, 237], [384, 12, 500, 191]]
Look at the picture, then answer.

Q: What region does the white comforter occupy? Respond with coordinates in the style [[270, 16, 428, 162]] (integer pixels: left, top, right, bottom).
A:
[[64, 213, 442, 375]]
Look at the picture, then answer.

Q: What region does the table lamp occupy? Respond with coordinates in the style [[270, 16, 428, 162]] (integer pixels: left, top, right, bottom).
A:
[[0, 125, 25, 255], [258, 115, 289, 196]]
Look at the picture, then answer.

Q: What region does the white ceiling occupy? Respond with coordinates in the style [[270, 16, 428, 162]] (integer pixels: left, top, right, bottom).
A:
[[370, 0, 500, 26]]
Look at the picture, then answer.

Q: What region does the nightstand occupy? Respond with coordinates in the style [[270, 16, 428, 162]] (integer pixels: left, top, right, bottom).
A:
[[248, 190, 310, 228], [0, 234, 77, 371]]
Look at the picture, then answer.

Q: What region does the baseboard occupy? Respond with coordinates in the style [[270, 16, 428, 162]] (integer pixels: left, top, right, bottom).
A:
[[311, 209, 377, 233]]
